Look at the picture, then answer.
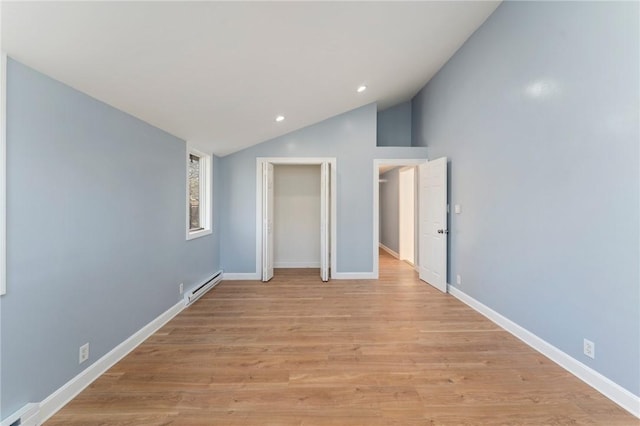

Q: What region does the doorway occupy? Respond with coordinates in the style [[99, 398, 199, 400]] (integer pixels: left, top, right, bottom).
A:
[[273, 164, 321, 269], [374, 159, 424, 277], [378, 165, 416, 266], [257, 157, 336, 282], [373, 158, 448, 293]]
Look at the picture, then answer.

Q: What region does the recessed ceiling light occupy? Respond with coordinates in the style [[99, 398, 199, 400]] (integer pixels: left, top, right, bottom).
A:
[[275, 115, 285, 122], [357, 85, 367, 93]]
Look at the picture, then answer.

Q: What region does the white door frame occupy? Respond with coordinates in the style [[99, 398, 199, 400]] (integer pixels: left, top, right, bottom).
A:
[[0, 53, 6, 296], [373, 158, 427, 278], [256, 157, 337, 280]]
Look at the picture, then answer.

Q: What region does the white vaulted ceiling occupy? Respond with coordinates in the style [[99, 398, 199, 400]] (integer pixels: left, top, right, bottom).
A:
[[2, 1, 500, 156]]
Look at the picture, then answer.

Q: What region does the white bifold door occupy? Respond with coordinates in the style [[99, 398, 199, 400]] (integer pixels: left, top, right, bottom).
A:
[[320, 161, 330, 282], [418, 157, 448, 293], [262, 162, 275, 281], [261, 160, 331, 283]]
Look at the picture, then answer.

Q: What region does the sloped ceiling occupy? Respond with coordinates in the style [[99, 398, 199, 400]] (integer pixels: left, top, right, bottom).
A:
[[2, 1, 500, 156]]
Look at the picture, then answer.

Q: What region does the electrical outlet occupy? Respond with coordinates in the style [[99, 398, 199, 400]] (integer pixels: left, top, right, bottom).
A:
[[79, 343, 89, 364], [583, 338, 595, 359], [179, 283, 184, 294], [456, 274, 462, 285]]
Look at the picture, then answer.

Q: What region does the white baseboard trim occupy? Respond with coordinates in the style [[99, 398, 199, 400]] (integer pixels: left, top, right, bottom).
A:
[[38, 300, 186, 424], [332, 272, 377, 280], [274, 262, 320, 268], [448, 286, 640, 418], [378, 243, 399, 259], [223, 272, 260, 281]]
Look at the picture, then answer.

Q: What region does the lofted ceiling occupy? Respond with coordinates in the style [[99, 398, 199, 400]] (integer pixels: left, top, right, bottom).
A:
[[2, 1, 500, 156]]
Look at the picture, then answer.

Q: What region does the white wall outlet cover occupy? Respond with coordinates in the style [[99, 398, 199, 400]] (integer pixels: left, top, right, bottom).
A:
[[583, 338, 595, 359], [455, 204, 461, 214], [179, 283, 184, 294], [79, 343, 90, 364], [456, 274, 462, 285]]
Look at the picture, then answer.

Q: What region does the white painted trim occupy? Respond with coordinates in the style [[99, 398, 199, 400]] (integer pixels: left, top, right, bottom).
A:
[[274, 262, 321, 268], [38, 300, 186, 424], [255, 161, 262, 279], [373, 159, 427, 280], [257, 157, 336, 165], [332, 272, 377, 280], [222, 272, 261, 281], [448, 286, 640, 418], [0, 52, 6, 296], [378, 243, 399, 259], [256, 157, 337, 280], [187, 227, 212, 241], [186, 144, 213, 241]]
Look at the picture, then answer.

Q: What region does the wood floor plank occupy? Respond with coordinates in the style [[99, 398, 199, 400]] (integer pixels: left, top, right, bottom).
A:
[[46, 252, 637, 425]]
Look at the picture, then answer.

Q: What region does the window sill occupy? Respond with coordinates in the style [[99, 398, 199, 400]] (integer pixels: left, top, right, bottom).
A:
[[186, 228, 212, 241]]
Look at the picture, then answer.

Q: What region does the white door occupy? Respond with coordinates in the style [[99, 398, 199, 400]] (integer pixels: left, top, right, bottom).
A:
[[399, 167, 415, 264], [320, 162, 330, 281], [418, 157, 448, 292], [262, 162, 275, 282]]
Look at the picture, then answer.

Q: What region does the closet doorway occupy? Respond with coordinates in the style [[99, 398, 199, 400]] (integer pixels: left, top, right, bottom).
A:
[[256, 158, 336, 283]]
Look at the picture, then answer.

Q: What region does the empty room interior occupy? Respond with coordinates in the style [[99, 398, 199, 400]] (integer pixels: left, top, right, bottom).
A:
[[0, 1, 638, 425]]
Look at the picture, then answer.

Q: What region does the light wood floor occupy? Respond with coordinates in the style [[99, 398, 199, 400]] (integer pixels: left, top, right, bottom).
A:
[[47, 251, 636, 425]]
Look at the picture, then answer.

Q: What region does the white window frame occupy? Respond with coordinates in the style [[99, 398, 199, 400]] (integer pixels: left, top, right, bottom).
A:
[[186, 145, 212, 240], [0, 52, 7, 296]]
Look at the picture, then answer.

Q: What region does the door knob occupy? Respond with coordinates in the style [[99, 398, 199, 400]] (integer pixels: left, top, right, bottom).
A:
[[437, 229, 449, 234]]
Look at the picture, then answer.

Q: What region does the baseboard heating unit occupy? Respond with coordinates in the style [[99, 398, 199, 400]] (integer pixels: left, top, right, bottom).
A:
[[184, 270, 223, 306], [1, 403, 39, 426]]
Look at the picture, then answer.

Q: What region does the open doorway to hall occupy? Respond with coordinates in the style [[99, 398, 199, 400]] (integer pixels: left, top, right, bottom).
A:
[[377, 162, 420, 275], [374, 158, 449, 293]]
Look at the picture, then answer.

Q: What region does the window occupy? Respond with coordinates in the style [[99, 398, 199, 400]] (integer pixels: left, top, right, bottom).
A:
[[0, 53, 6, 295], [186, 147, 212, 240]]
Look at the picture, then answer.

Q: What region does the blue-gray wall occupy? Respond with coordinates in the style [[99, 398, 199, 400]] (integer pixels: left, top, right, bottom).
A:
[[412, 1, 639, 395], [219, 103, 427, 274], [1, 59, 220, 418], [379, 167, 399, 253], [377, 101, 412, 147]]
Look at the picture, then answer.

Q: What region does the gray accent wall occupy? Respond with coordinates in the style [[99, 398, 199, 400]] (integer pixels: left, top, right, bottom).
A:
[[379, 167, 399, 254], [1, 59, 220, 418], [219, 104, 427, 274], [377, 101, 412, 147], [412, 1, 639, 395]]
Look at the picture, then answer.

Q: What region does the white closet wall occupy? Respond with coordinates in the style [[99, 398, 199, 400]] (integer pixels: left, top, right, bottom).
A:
[[274, 165, 321, 268]]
